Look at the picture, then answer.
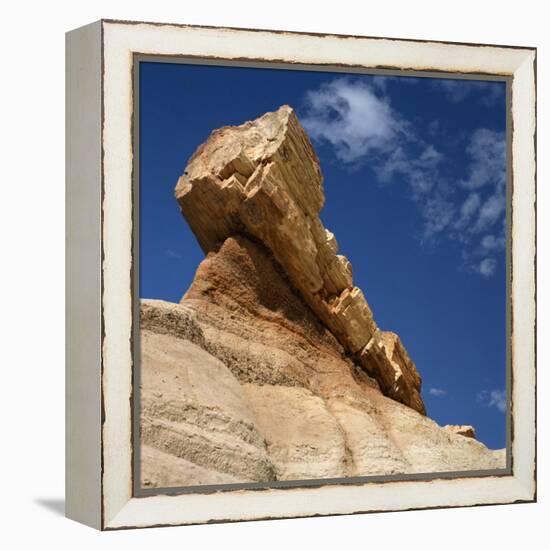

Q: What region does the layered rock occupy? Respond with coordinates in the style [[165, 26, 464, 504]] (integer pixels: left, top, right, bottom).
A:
[[175, 105, 424, 413], [140, 328, 275, 487], [140, 236, 505, 488], [360, 331, 425, 415]]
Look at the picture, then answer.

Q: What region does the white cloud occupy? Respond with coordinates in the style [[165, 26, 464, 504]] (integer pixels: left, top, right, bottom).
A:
[[489, 389, 507, 413], [302, 78, 407, 163], [300, 78, 506, 277], [461, 129, 506, 191], [462, 231, 506, 279], [455, 192, 481, 230], [459, 129, 506, 244], [453, 130, 507, 275], [472, 193, 506, 234], [470, 233, 506, 278], [481, 234, 506, 252], [428, 387, 447, 397], [457, 131, 506, 275], [376, 144, 444, 201], [445, 130, 507, 274], [302, 78, 448, 239], [421, 193, 455, 240], [477, 258, 497, 277], [432, 79, 505, 106], [477, 389, 507, 413]]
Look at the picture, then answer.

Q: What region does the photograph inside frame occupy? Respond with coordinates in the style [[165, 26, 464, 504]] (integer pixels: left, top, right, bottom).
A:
[[135, 59, 510, 493]]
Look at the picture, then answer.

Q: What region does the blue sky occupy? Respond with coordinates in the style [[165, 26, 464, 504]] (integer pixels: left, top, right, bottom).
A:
[[139, 61, 508, 450]]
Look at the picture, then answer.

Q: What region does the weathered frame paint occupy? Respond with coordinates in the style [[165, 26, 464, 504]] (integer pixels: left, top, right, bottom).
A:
[[66, 19, 536, 530]]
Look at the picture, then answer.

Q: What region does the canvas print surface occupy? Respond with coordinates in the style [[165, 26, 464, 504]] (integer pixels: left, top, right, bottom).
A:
[[137, 61, 508, 492]]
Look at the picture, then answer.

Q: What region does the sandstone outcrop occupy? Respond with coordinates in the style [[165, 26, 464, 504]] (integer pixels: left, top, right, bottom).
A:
[[140, 106, 505, 489], [175, 105, 424, 413], [140, 236, 505, 488], [140, 329, 275, 486]]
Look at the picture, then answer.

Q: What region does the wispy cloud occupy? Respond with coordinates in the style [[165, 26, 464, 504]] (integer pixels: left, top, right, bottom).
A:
[[431, 79, 505, 106], [376, 144, 443, 196], [477, 389, 507, 413], [302, 78, 407, 164], [456, 129, 507, 275], [300, 77, 507, 277], [165, 249, 182, 259], [428, 387, 447, 397], [476, 258, 497, 278], [461, 128, 507, 192]]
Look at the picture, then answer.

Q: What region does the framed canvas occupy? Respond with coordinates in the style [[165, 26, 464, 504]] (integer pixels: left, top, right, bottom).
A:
[[66, 19, 536, 530]]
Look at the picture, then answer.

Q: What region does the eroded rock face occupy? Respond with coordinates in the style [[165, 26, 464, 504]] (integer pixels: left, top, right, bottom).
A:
[[175, 105, 424, 413], [177, 235, 380, 393], [140, 236, 505, 489], [140, 329, 275, 487]]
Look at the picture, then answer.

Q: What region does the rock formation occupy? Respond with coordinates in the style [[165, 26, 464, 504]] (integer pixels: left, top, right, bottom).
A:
[[175, 105, 424, 414], [140, 106, 505, 489]]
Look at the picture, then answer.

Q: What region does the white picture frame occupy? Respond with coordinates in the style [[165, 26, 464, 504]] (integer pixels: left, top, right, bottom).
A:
[[66, 19, 536, 530]]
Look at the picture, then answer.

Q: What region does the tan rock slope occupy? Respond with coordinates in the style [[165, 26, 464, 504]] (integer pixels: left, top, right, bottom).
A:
[[141, 106, 506, 489]]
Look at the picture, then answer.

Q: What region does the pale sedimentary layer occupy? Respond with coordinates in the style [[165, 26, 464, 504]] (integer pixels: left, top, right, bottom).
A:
[[175, 105, 425, 413], [140, 329, 275, 486], [140, 236, 505, 488]]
